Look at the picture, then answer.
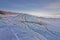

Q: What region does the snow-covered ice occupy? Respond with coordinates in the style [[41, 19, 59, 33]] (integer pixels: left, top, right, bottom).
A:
[[0, 11, 60, 40]]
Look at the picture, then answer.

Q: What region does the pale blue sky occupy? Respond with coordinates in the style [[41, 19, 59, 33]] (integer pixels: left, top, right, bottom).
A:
[[0, 0, 60, 16]]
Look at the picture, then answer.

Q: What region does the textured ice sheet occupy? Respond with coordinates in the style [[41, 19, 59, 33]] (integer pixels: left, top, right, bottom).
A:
[[0, 14, 60, 40]]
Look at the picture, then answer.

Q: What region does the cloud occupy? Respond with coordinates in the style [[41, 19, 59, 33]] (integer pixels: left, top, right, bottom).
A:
[[44, 1, 60, 9], [8, 0, 60, 16], [42, 0, 60, 15]]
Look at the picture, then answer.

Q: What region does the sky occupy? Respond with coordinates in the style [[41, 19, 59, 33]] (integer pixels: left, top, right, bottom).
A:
[[0, 0, 60, 17]]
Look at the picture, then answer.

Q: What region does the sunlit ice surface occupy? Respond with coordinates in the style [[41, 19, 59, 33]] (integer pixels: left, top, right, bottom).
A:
[[21, 12, 60, 18]]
